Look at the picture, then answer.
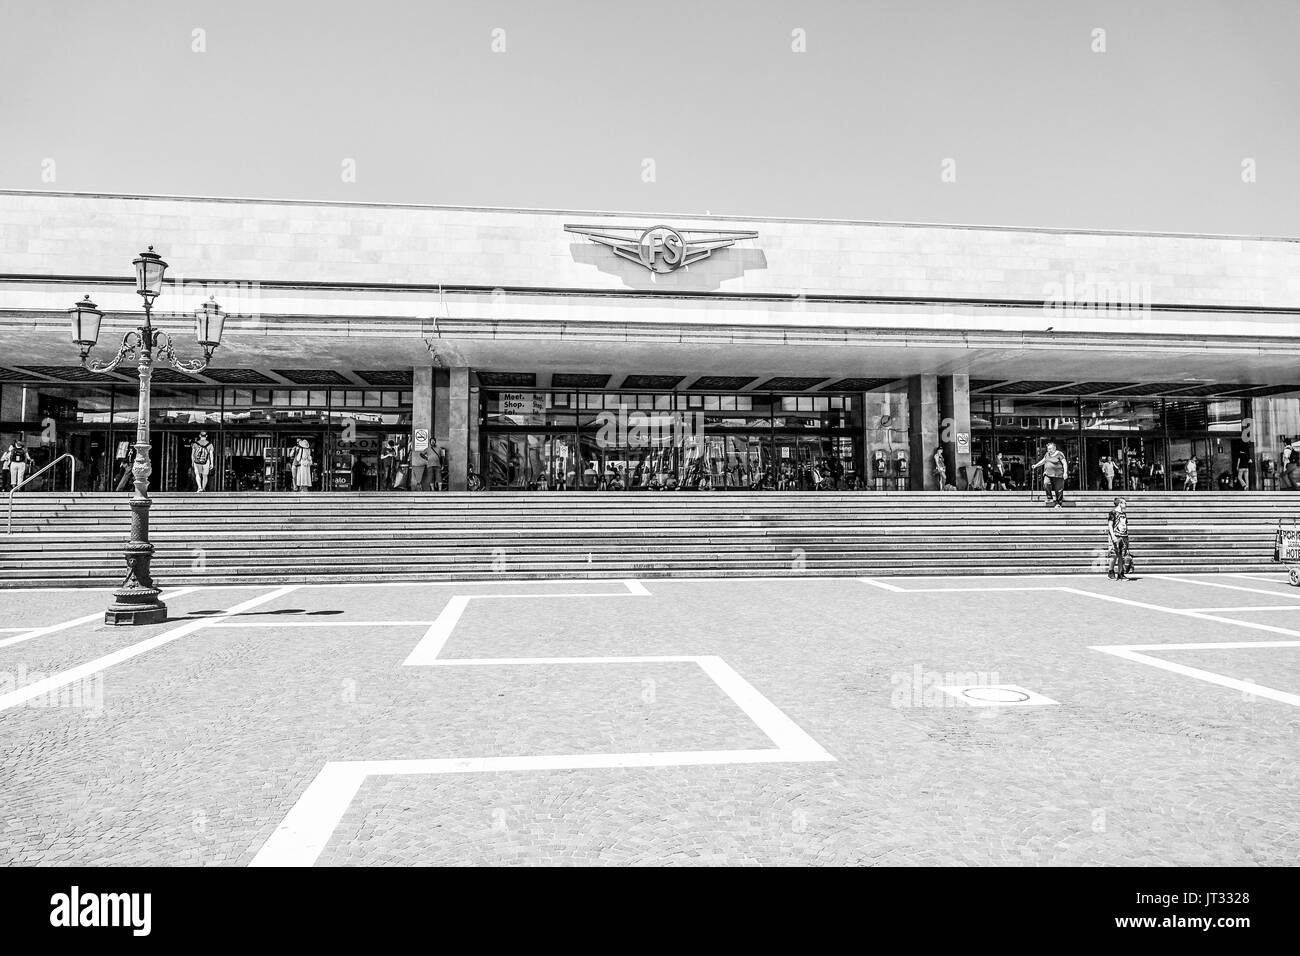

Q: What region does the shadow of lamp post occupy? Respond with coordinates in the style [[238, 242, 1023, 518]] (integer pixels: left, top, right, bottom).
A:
[[69, 247, 226, 625]]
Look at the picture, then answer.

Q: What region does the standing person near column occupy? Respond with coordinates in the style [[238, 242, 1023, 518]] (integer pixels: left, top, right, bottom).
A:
[[291, 438, 314, 492], [191, 431, 214, 492], [411, 445, 433, 492], [380, 440, 397, 489], [1032, 441, 1068, 509], [1100, 455, 1116, 491], [1106, 497, 1132, 581], [932, 447, 946, 490], [3, 437, 30, 491]]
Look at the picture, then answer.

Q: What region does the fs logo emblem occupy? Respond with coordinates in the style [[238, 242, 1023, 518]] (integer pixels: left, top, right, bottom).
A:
[[564, 223, 758, 274]]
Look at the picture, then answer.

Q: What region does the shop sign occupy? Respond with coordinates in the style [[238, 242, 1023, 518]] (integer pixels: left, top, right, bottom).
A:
[[499, 392, 547, 425], [564, 223, 759, 274]]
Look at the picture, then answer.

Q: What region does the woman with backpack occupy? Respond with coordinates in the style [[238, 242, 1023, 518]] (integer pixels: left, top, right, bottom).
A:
[[191, 432, 214, 492], [2, 438, 30, 491]]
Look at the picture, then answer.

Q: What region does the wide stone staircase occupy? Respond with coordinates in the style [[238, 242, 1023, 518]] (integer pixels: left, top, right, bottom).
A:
[[1, 491, 1297, 588]]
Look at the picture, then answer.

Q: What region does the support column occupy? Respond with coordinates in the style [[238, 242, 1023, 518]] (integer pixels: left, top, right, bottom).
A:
[[411, 365, 433, 485], [939, 373, 972, 489], [907, 374, 940, 490], [447, 367, 470, 491]]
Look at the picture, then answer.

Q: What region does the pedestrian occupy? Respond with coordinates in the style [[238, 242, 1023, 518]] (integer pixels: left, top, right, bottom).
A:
[[3, 438, 30, 491], [1236, 452, 1250, 491], [1183, 456, 1198, 491], [290, 438, 314, 492], [1106, 496, 1132, 581], [191, 431, 214, 492], [411, 445, 433, 491], [1032, 441, 1069, 509], [1100, 455, 1116, 490], [932, 447, 946, 489], [992, 452, 1009, 490], [380, 441, 397, 489]]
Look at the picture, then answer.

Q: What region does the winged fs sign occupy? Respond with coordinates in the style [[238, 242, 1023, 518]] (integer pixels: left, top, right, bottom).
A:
[[564, 223, 758, 274]]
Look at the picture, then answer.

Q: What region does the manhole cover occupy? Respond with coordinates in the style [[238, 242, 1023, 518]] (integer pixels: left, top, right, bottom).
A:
[[962, 687, 1031, 703]]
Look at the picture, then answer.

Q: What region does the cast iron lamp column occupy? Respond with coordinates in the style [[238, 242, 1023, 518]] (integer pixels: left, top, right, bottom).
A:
[[69, 247, 227, 625]]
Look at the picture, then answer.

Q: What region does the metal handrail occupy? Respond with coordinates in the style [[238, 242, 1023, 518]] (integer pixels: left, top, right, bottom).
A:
[[6, 453, 77, 534]]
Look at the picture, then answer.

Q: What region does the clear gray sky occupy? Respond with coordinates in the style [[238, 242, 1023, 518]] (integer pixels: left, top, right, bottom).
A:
[[1, 0, 1297, 234]]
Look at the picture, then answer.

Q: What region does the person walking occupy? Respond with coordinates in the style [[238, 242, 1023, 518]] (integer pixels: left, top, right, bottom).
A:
[[1236, 452, 1250, 491], [1106, 496, 1132, 581], [191, 431, 214, 492], [1183, 456, 1198, 491], [3, 438, 30, 491], [1032, 441, 1069, 509]]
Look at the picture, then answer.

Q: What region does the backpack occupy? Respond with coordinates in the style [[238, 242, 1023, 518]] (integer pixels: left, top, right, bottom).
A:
[[193, 444, 210, 465], [10, 446, 27, 464]]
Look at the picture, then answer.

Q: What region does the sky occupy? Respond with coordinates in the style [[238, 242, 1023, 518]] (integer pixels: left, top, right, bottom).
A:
[[1, 0, 1297, 234]]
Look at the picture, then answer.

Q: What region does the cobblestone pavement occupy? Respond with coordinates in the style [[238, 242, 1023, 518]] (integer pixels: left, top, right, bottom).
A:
[[1, 573, 1297, 866]]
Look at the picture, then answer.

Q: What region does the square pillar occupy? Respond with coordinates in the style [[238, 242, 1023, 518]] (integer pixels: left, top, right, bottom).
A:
[[447, 367, 471, 491], [939, 374, 972, 489], [907, 374, 940, 490], [411, 366, 433, 455]]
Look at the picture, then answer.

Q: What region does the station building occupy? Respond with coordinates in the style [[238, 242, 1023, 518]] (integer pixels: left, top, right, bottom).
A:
[[1, 189, 1299, 494]]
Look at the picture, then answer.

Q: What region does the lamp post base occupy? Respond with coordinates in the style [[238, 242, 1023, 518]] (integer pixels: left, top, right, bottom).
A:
[[104, 589, 168, 626]]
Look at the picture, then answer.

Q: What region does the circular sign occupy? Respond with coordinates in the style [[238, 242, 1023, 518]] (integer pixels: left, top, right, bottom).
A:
[[637, 225, 688, 273], [962, 687, 1031, 703]]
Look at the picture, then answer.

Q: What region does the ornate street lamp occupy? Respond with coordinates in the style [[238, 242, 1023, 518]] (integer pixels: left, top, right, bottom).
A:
[[70, 247, 226, 625]]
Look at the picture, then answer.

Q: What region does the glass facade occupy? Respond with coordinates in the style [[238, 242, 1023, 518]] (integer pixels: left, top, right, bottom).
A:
[[0, 376, 1288, 494], [0, 382, 411, 492], [970, 395, 1251, 491], [480, 389, 864, 490]]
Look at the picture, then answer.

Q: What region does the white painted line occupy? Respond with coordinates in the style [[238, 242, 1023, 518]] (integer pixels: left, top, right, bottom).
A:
[[695, 656, 833, 758], [1056, 587, 1300, 640], [252, 747, 831, 867], [1099, 640, 1300, 652], [248, 762, 367, 868], [0, 627, 32, 632], [207, 620, 435, 628], [431, 655, 699, 666], [402, 587, 653, 665], [0, 587, 198, 650], [1092, 645, 1300, 709], [858, 577, 905, 591], [1153, 575, 1300, 600], [1184, 605, 1300, 613], [0, 586, 297, 715], [402, 596, 470, 665]]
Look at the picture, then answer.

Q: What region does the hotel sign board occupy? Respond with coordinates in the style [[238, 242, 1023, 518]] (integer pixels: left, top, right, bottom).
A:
[[564, 223, 758, 274]]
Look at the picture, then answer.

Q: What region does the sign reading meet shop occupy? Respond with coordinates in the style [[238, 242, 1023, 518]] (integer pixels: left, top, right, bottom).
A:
[[564, 223, 758, 274]]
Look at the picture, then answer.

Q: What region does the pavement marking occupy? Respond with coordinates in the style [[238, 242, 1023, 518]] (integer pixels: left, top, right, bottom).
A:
[[207, 620, 435, 628], [0, 586, 296, 715], [251, 655, 833, 868], [1184, 605, 1300, 613], [859, 577, 1300, 707], [1091, 642, 1300, 709], [402, 581, 650, 666], [1153, 575, 1300, 600], [250, 743, 831, 868], [859, 578, 1066, 593], [0, 587, 198, 650], [254, 581, 831, 867]]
